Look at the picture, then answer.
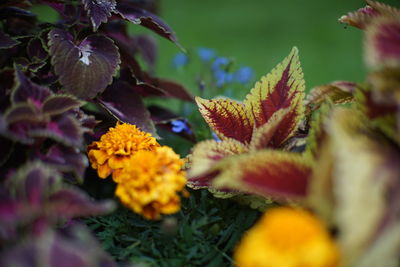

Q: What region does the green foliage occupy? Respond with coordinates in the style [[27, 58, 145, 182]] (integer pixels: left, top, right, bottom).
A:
[[86, 189, 260, 266]]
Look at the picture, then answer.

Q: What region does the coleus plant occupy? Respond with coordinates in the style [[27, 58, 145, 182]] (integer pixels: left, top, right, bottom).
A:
[[0, 0, 190, 265], [188, 47, 314, 201]]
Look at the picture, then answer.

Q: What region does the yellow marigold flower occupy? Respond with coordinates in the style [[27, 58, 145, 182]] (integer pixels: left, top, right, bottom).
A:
[[235, 207, 339, 267], [87, 122, 159, 179], [115, 146, 187, 220]]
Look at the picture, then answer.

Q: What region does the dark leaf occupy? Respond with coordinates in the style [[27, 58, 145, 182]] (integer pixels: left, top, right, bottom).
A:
[[11, 68, 51, 105], [49, 29, 120, 99], [42, 95, 83, 116], [149, 78, 194, 102], [27, 37, 48, 61], [49, 188, 115, 218], [30, 115, 83, 147], [41, 144, 88, 181], [115, 4, 180, 46], [81, 0, 116, 31], [98, 80, 157, 136], [0, 30, 19, 49]]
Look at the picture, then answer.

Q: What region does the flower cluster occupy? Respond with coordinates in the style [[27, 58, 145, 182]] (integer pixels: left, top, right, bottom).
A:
[[88, 122, 187, 219], [235, 208, 339, 267], [87, 122, 160, 180]]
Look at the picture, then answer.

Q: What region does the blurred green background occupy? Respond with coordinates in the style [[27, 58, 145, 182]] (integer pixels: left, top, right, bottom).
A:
[[151, 0, 398, 91]]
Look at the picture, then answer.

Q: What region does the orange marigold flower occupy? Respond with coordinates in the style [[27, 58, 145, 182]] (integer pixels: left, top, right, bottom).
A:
[[235, 207, 339, 267], [115, 146, 187, 220], [87, 122, 159, 179]]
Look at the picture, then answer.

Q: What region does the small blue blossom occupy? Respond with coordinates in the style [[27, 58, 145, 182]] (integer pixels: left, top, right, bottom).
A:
[[172, 52, 188, 69], [214, 69, 233, 88], [212, 57, 230, 71], [234, 66, 254, 84], [171, 119, 192, 134], [197, 47, 216, 62]]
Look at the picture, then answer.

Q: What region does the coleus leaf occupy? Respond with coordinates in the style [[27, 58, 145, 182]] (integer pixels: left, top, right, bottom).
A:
[[7, 161, 62, 206], [41, 144, 88, 182], [248, 108, 290, 150], [188, 139, 248, 188], [339, 0, 400, 29], [81, 0, 116, 31], [0, 225, 117, 267], [11, 68, 51, 105], [196, 47, 305, 147], [30, 115, 83, 147], [326, 108, 399, 264], [114, 4, 180, 46], [42, 95, 83, 116], [212, 150, 312, 200], [305, 81, 356, 112], [27, 37, 48, 61], [48, 29, 120, 100], [97, 80, 157, 137], [195, 97, 254, 144], [244, 47, 305, 147], [49, 187, 115, 219], [365, 17, 400, 69], [0, 30, 19, 49]]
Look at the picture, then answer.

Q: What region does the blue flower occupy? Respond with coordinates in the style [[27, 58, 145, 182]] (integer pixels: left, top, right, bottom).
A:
[[212, 57, 230, 71], [235, 66, 254, 84], [197, 47, 216, 62], [171, 120, 192, 134], [172, 53, 188, 69], [214, 69, 233, 88]]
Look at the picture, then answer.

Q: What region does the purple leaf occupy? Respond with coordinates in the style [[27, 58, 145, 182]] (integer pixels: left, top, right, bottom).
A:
[[7, 161, 62, 205], [27, 38, 48, 61], [11, 69, 51, 105], [115, 4, 180, 46], [30, 115, 83, 147], [0, 30, 19, 49], [149, 78, 194, 102], [133, 35, 157, 70], [49, 29, 120, 100], [81, 0, 116, 31], [98, 80, 158, 136], [49, 188, 115, 218], [42, 95, 83, 116], [41, 144, 88, 181], [5, 103, 40, 124]]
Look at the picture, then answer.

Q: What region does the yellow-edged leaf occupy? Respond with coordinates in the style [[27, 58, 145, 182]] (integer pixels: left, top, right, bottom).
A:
[[244, 47, 305, 147], [212, 149, 312, 200], [195, 96, 254, 144]]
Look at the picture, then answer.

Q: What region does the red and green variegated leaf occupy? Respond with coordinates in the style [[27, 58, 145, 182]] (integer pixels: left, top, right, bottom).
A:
[[244, 47, 305, 146], [339, 0, 400, 29], [327, 108, 400, 263], [195, 96, 254, 143], [305, 81, 356, 111], [248, 108, 290, 150], [48, 29, 120, 100], [365, 17, 400, 69], [188, 138, 248, 188], [42, 94, 83, 116], [213, 150, 312, 200]]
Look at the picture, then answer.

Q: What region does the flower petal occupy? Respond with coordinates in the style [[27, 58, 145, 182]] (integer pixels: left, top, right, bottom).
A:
[[213, 150, 312, 200], [244, 47, 305, 147], [195, 96, 254, 143]]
